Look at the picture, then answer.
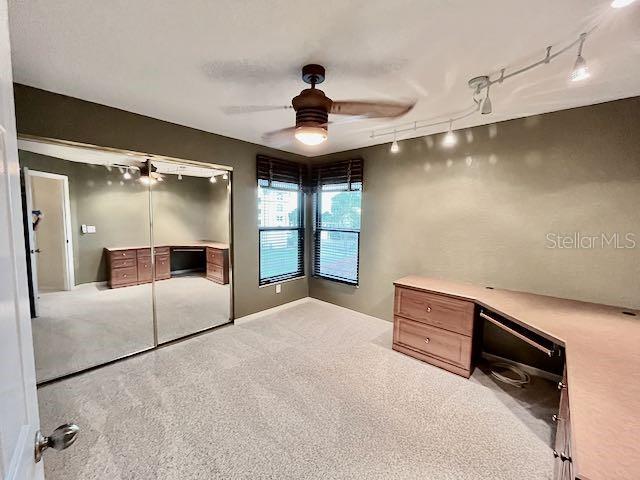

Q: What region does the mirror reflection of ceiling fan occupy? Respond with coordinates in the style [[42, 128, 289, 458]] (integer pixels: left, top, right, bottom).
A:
[[224, 64, 415, 146]]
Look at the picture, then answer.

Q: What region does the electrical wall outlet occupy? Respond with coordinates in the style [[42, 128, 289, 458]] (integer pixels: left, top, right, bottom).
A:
[[87, 225, 97, 233], [275, 284, 282, 294], [81, 224, 87, 234]]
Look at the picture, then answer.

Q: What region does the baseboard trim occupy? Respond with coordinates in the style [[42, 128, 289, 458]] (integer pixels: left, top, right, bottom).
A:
[[234, 297, 313, 324], [481, 352, 562, 382]]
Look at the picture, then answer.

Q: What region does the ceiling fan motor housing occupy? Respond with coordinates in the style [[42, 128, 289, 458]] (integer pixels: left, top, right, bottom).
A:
[[292, 88, 331, 129]]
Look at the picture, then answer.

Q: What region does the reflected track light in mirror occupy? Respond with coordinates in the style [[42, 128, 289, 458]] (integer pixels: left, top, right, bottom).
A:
[[123, 168, 132, 180]]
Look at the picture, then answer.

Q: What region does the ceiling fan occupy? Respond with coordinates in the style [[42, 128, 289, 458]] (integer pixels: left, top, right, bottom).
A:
[[228, 64, 415, 146]]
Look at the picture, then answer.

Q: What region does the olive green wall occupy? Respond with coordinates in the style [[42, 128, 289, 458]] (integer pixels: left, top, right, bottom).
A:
[[14, 84, 308, 317], [308, 97, 640, 368]]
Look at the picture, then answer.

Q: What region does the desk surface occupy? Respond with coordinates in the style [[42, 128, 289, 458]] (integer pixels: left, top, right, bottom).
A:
[[395, 275, 640, 480], [105, 242, 229, 251]]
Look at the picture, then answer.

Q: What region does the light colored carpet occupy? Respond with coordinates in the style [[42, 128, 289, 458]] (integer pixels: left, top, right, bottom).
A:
[[33, 275, 230, 382], [38, 300, 556, 480]]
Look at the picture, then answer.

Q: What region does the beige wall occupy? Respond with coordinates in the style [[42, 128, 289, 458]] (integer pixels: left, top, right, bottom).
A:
[[14, 84, 308, 317], [309, 97, 640, 320], [30, 174, 67, 291]]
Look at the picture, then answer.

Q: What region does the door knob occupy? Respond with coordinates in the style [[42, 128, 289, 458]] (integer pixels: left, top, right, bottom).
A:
[[34, 423, 80, 462]]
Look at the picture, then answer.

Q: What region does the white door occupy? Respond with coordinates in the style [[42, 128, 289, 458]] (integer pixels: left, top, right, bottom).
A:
[[0, 1, 42, 478], [23, 166, 40, 316]]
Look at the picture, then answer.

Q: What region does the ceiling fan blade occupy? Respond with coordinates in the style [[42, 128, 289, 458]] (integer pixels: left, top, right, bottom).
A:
[[222, 105, 293, 115], [329, 100, 415, 118], [262, 126, 297, 144]]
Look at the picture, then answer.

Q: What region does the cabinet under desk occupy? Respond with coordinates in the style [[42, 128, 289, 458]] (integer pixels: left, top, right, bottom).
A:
[[393, 275, 640, 480]]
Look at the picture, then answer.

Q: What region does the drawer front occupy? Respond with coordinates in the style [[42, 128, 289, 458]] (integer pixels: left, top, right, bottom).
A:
[[111, 258, 136, 269], [394, 316, 472, 369], [137, 257, 152, 283], [111, 265, 137, 285], [109, 249, 136, 260], [206, 248, 225, 266], [395, 287, 474, 336], [155, 254, 170, 279], [206, 262, 224, 281], [137, 248, 151, 258], [154, 246, 170, 255]]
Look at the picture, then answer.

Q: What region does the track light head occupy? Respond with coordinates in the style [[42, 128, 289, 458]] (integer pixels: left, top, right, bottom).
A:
[[570, 33, 590, 82], [481, 88, 493, 115], [570, 55, 590, 82], [123, 168, 132, 180], [442, 120, 457, 147], [210, 175, 217, 183], [390, 140, 399, 153], [222, 172, 229, 180]]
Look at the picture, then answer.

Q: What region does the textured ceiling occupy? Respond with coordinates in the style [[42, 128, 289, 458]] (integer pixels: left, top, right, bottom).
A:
[[8, 0, 640, 156]]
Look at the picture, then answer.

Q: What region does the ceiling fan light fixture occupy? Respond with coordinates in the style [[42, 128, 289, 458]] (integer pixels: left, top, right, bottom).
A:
[[611, 0, 636, 7], [295, 125, 328, 146]]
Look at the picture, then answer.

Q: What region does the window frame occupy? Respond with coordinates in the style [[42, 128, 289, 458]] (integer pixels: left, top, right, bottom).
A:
[[257, 181, 305, 286], [312, 181, 362, 286]]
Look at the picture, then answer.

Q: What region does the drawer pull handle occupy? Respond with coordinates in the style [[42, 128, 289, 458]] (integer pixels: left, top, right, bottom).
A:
[[552, 414, 561, 423], [424, 338, 430, 344], [559, 452, 571, 463], [426, 306, 432, 312], [123, 274, 127, 278], [552, 450, 559, 458], [558, 381, 567, 390]]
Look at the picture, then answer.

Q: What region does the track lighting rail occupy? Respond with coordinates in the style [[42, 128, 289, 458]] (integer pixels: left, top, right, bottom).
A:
[[370, 27, 596, 141]]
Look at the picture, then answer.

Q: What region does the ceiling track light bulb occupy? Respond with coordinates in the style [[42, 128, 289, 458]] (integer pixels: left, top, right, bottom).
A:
[[222, 172, 228, 180], [210, 175, 217, 183], [611, 0, 636, 7], [570, 33, 590, 82], [123, 168, 132, 180], [481, 85, 493, 115], [442, 120, 457, 147], [390, 130, 399, 153], [177, 172, 182, 180]]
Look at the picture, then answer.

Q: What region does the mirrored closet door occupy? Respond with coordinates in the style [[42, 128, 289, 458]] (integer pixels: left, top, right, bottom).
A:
[[19, 144, 155, 383], [149, 159, 232, 343]]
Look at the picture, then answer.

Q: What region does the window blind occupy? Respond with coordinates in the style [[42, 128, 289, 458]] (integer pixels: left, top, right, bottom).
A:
[[257, 155, 305, 285], [311, 158, 363, 285]]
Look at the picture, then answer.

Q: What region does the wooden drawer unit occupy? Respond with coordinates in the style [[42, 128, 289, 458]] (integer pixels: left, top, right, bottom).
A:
[[136, 248, 151, 258], [395, 287, 474, 336], [137, 256, 152, 283], [553, 368, 574, 480], [109, 249, 136, 261], [393, 286, 475, 377], [394, 316, 472, 369], [154, 246, 170, 256], [109, 265, 137, 287], [206, 247, 224, 266], [155, 254, 171, 280], [205, 247, 229, 284], [107, 249, 138, 287], [110, 258, 137, 269]]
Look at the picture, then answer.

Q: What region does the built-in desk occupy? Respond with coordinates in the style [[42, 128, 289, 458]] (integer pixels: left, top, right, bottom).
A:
[[105, 242, 229, 288], [393, 275, 640, 480]]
